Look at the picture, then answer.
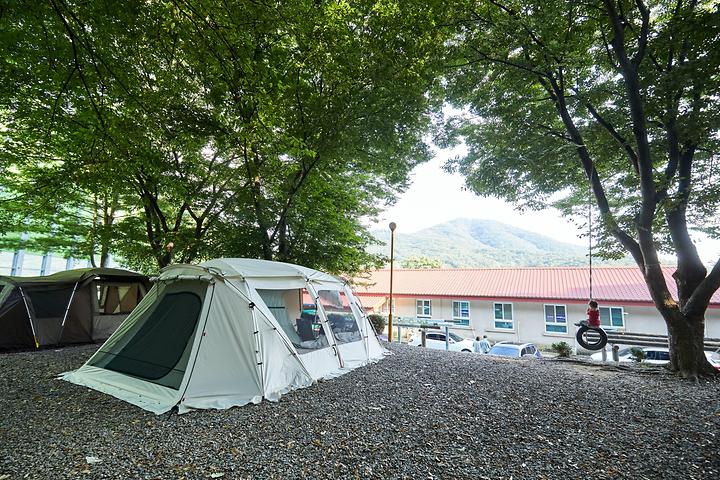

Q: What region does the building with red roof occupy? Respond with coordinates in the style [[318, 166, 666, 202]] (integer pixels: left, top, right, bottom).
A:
[[355, 267, 720, 346]]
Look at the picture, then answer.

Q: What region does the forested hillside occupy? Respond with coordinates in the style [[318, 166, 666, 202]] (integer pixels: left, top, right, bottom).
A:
[[371, 218, 632, 268]]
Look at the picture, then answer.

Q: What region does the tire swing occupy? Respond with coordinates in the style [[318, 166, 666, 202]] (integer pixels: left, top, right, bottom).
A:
[[576, 325, 607, 351], [575, 181, 608, 351]]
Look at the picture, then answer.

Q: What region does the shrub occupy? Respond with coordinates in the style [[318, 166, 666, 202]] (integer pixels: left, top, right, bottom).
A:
[[629, 347, 646, 362], [368, 314, 386, 335], [551, 341, 572, 358]]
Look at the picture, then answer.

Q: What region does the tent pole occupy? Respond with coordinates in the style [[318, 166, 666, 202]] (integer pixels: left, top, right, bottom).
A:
[[57, 280, 80, 345], [346, 285, 370, 359], [18, 286, 39, 349]]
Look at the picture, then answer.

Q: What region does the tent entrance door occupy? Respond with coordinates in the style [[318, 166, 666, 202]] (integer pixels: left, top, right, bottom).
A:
[[90, 281, 208, 390]]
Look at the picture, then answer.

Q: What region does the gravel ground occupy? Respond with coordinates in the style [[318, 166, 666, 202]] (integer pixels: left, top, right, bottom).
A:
[[1, 342, 719, 480]]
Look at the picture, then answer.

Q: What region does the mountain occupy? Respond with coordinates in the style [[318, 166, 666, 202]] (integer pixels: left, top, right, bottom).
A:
[[369, 218, 630, 268]]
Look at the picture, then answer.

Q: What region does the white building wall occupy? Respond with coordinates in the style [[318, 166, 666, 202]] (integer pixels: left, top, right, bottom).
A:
[[622, 305, 666, 335], [706, 310, 720, 338], [383, 295, 720, 348], [0, 251, 110, 276]]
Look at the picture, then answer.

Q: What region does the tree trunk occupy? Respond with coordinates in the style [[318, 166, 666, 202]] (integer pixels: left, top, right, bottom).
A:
[[663, 309, 716, 378], [100, 194, 117, 268], [158, 247, 172, 269], [100, 245, 110, 268], [277, 218, 290, 262], [259, 233, 273, 261]]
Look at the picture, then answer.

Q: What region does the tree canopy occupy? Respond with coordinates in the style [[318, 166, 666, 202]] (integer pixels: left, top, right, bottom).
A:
[[0, 0, 447, 274], [441, 0, 720, 376]]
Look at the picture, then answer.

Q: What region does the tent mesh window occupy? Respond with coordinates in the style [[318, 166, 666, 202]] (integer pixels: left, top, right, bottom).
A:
[[90, 285, 205, 390], [26, 287, 74, 318], [317, 290, 362, 344], [97, 283, 143, 315], [257, 288, 329, 353]]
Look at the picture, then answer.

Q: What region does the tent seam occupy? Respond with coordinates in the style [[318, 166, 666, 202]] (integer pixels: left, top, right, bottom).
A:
[[177, 281, 216, 407]]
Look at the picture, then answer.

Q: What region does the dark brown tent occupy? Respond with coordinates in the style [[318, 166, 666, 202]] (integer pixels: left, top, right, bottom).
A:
[[0, 268, 150, 350]]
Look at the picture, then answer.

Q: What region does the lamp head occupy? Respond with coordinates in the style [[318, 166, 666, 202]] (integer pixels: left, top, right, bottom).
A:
[[389, 222, 397, 232]]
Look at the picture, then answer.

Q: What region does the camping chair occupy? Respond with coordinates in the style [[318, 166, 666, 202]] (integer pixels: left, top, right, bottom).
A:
[[296, 317, 316, 342]]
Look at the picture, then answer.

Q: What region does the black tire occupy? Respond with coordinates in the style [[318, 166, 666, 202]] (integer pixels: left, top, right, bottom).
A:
[[462, 349, 471, 352], [576, 325, 607, 351]]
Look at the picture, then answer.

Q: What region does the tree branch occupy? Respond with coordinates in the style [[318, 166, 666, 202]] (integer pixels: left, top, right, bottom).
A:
[[603, 0, 658, 244], [541, 75, 644, 267], [48, 64, 78, 134], [532, 123, 573, 142], [467, 45, 548, 78], [584, 100, 640, 174], [684, 259, 720, 317], [633, 0, 650, 67], [269, 152, 322, 245], [49, 0, 106, 129], [487, 0, 563, 66]]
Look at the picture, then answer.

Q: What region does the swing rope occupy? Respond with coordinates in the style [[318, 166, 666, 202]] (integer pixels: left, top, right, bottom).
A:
[[576, 178, 609, 351], [588, 179, 593, 302]]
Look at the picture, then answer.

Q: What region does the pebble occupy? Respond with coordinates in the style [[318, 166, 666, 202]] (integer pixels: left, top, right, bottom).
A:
[[0, 343, 718, 479]]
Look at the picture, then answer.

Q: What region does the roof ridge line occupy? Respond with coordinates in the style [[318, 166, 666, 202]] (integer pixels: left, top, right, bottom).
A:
[[372, 266, 673, 272]]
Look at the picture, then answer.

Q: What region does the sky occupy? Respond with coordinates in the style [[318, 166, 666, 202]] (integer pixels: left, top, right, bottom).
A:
[[371, 143, 720, 265]]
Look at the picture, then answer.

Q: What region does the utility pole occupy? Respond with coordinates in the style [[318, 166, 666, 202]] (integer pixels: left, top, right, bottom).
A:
[[388, 222, 396, 342]]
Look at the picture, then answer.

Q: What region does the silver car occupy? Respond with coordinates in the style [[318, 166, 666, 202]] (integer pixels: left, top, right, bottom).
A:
[[488, 341, 542, 358]]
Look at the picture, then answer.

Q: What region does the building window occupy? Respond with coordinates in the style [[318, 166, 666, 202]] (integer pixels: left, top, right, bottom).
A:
[[544, 304, 567, 334], [416, 299, 431, 318], [494, 303, 513, 330], [452, 300, 470, 326], [599, 306, 624, 328]]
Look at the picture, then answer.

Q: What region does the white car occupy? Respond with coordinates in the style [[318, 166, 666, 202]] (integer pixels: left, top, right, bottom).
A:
[[408, 330, 474, 352], [705, 349, 720, 370], [590, 347, 720, 370], [591, 346, 670, 364], [593, 346, 720, 369]]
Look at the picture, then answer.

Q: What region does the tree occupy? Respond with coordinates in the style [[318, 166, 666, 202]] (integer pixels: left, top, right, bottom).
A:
[[0, 0, 239, 270], [401, 255, 443, 269], [442, 0, 720, 377], [163, 0, 443, 269], [1, 0, 447, 275]]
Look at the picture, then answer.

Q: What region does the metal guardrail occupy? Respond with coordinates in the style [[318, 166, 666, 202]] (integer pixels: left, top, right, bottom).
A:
[[583, 330, 720, 351]]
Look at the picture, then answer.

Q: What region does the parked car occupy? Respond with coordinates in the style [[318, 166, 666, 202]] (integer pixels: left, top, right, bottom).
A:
[[593, 346, 720, 370], [591, 346, 670, 364], [705, 349, 720, 371], [487, 341, 542, 359], [408, 331, 474, 352]]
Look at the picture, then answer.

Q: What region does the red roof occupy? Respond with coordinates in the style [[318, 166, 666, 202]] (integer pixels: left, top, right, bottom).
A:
[[355, 267, 720, 306]]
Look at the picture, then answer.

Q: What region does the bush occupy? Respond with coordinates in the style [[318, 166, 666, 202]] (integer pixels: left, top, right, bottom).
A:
[[551, 341, 572, 358], [629, 347, 646, 362], [368, 314, 386, 335]]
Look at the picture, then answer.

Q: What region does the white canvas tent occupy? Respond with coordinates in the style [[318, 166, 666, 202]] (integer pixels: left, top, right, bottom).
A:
[[61, 259, 387, 414]]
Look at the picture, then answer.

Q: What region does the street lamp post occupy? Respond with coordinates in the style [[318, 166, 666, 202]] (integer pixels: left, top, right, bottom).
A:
[[388, 222, 397, 342]]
